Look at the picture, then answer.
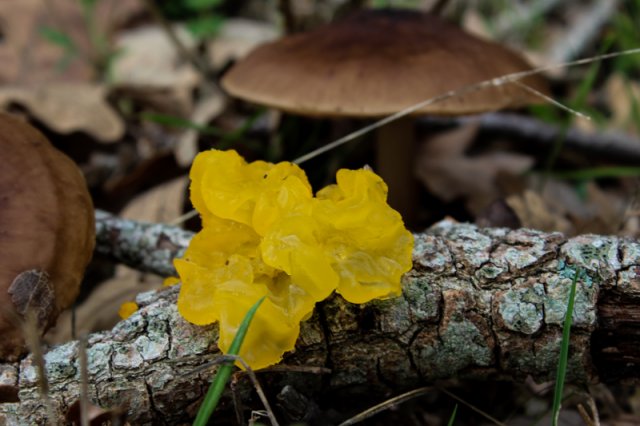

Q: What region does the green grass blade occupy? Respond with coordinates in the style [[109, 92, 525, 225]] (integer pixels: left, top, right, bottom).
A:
[[551, 166, 640, 180], [193, 296, 266, 426], [141, 112, 225, 136], [39, 27, 78, 52], [141, 109, 264, 149], [551, 270, 580, 426], [447, 404, 458, 426]]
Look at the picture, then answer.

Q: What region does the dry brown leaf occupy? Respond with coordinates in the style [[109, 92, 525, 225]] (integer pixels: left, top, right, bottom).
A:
[[112, 25, 200, 89], [0, 0, 144, 85], [207, 18, 280, 69], [506, 190, 573, 234], [111, 25, 204, 121], [0, 0, 93, 84], [0, 84, 124, 142], [416, 123, 534, 214], [571, 182, 627, 235], [504, 178, 627, 236]]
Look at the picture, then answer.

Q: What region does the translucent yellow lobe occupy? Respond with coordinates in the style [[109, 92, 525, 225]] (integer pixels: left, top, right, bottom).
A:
[[118, 301, 139, 320], [175, 149, 413, 370]]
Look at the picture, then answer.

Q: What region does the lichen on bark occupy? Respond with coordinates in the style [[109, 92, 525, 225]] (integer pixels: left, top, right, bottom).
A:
[[2, 217, 639, 424]]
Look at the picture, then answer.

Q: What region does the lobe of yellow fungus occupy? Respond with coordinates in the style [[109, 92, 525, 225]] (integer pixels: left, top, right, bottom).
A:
[[211, 278, 301, 369], [175, 149, 414, 370], [261, 216, 338, 302], [191, 149, 312, 230], [314, 169, 414, 303], [118, 301, 139, 320]]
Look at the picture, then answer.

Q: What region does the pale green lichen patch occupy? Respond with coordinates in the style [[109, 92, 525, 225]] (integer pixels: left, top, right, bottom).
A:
[[135, 334, 169, 362], [620, 240, 640, 268], [440, 276, 478, 293], [544, 270, 597, 328], [411, 319, 493, 379], [561, 235, 619, 281], [497, 231, 560, 269], [373, 273, 440, 339], [398, 273, 440, 321], [496, 330, 590, 382], [86, 341, 113, 381], [20, 342, 79, 387], [112, 343, 144, 370], [0, 364, 18, 388], [496, 283, 544, 334], [617, 266, 640, 294], [475, 263, 506, 282], [412, 286, 493, 379], [168, 305, 216, 358], [111, 311, 146, 342], [430, 221, 492, 270], [483, 226, 510, 239], [412, 234, 454, 274], [43, 342, 78, 382]]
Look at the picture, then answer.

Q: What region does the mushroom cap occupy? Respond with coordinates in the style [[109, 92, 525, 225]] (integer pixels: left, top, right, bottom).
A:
[[0, 113, 95, 360], [222, 8, 549, 117]]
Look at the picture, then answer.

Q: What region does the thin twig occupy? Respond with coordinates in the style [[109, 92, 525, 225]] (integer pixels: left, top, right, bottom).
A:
[[513, 80, 591, 121], [278, 0, 296, 33], [207, 355, 280, 426], [169, 209, 199, 226], [23, 312, 58, 425], [79, 335, 90, 426], [337, 386, 434, 426], [437, 387, 507, 426], [94, 209, 193, 276], [418, 112, 640, 163]]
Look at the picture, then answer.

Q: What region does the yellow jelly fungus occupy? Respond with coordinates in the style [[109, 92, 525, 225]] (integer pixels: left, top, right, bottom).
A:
[[176, 149, 414, 370], [261, 216, 338, 303], [163, 276, 180, 287], [118, 301, 139, 320], [315, 169, 414, 303], [193, 150, 312, 230], [210, 278, 301, 369]]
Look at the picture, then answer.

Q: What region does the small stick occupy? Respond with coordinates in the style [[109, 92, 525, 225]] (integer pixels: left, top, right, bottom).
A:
[[278, 0, 296, 33], [79, 335, 90, 426], [23, 312, 58, 424]]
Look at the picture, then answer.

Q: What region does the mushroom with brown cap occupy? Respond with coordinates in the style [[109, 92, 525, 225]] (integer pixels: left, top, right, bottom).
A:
[[221, 8, 549, 226], [0, 113, 95, 361]]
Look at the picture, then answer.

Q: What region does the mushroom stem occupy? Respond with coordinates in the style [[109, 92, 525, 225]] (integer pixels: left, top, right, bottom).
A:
[[375, 117, 418, 228]]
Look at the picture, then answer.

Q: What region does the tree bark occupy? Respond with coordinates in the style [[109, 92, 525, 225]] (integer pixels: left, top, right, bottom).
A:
[[2, 215, 640, 424]]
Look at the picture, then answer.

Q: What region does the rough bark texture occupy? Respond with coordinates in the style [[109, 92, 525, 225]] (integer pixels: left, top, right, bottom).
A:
[[2, 217, 640, 424], [94, 209, 192, 277]]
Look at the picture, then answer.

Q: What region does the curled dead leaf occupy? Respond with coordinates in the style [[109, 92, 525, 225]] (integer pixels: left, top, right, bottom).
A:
[[0, 84, 124, 142], [416, 123, 534, 214]]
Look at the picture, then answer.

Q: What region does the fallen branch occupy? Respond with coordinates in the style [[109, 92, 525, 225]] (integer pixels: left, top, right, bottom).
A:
[[94, 209, 191, 277], [419, 112, 640, 164], [2, 216, 640, 423]]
